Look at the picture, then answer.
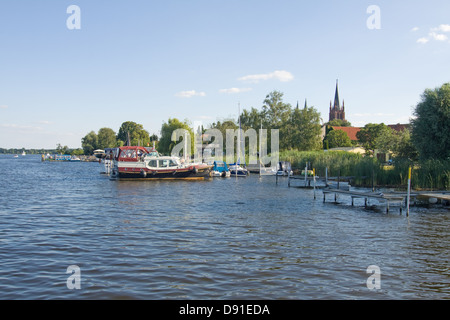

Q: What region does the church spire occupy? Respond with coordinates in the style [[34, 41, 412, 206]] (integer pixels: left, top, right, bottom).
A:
[[334, 79, 340, 109]]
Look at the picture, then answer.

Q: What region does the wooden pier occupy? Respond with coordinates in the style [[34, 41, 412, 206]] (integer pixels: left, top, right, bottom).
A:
[[323, 188, 407, 213]]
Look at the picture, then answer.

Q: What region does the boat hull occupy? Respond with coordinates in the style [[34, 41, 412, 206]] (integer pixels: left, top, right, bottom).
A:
[[113, 166, 213, 180]]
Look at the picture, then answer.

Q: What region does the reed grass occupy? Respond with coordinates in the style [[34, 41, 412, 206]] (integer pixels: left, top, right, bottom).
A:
[[280, 150, 450, 190]]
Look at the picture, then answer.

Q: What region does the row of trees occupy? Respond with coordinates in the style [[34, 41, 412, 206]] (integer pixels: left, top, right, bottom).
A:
[[81, 84, 449, 165], [81, 122, 158, 155]]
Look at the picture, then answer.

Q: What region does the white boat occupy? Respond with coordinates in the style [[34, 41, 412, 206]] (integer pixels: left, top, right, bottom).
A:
[[276, 161, 293, 176], [14, 154, 19, 158], [21, 151, 26, 156], [229, 163, 248, 177], [230, 103, 248, 177], [211, 161, 231, 177], [110, 146, 212, 180]]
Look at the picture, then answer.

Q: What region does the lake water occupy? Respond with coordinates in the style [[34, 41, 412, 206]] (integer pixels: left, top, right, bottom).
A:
[[0, 154, 448, 300]]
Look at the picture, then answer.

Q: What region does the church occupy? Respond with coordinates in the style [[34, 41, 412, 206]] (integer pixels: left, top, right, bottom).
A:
[[329, 80, 346, 122]]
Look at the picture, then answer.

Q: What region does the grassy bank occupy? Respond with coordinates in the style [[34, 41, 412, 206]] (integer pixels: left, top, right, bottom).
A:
[[280, 150, 450, 191]]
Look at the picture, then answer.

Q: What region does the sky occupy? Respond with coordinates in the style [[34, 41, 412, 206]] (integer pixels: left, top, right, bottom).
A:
[[1, 0, 450, 149]]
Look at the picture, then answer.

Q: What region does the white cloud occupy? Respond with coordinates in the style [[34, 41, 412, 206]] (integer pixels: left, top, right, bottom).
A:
[[416, 24, 450, 44], [429, 32, 448, 41], [417, 37, 429, 44], [0, 105, 8, 109], [432, 24, 450, 33], [219, 87, 252, 94], [411, 27, 419, 32], [238, 70, 294, 83], [175, 90, 206, 98]]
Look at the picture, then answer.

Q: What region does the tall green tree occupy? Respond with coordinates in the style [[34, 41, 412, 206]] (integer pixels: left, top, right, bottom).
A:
[[117, 121, 150, 147], [411, 83, 450, 160], [97, 127, 117, 149], [81, 131, 98, 155], [239, 107, 262, 131], [356, 123, 391, 156], [261, 91, 292, 129], [159, 118, 194, 155], [286, 104, 322, 151]]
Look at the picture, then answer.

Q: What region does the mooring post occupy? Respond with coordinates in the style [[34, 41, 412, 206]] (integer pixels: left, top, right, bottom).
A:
[[304, 163, 307, 187], [406, 166, 412, 217], [337, 169, 340, 190], [288, 170, 291, 187], [313, 168, 316, 200]]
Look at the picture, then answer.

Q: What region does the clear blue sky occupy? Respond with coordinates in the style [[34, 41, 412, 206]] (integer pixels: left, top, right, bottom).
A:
[[1, 0, 450, 149]]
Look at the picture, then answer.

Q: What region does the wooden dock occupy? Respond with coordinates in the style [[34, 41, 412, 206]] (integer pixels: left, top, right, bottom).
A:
[[323, 188, 408, 213]]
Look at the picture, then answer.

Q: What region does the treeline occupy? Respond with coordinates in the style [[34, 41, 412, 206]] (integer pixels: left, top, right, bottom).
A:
[[81, 122, 158, 155], [0, 148, 57, 155]]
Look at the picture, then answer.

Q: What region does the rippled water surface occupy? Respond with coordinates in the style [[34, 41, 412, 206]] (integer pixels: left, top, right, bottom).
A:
[[0, 155, 448, 299]]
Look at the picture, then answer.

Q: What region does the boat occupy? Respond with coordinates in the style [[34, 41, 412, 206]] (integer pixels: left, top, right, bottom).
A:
[[229, 163, 248, 177], [21, 151, 26, 156], [14, 154, 19, 158], [276, 161, 293, 176], [110, 146, 213, 180], [229, 103, 248, 177], [211, 161, 231, 177], [69, 156, 81, 162]]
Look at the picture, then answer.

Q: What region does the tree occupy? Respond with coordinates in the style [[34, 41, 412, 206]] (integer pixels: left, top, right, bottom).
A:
[[81, 131, 98, 155], [411, 83, 450, 160], [324, 129, 353, 149], [240, 107, 262, 131], [261, 91, 291, 129], [117, 121, 150, 147], [97, 128, 117, 149], [159, 118, 194, 155], [286, 104, 323, 151], [56, 143, 69, 155], [327, 119, 352, 127], [356, 123, 391, 156]]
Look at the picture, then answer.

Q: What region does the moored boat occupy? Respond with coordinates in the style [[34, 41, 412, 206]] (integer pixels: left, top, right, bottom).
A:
[[228, 163, 248, 177], [110, 146, 213, 180], [276, 161, 293, 176], [211, 161, 231, 177]]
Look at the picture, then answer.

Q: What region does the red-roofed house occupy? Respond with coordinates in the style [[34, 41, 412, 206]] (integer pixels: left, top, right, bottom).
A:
[[330, 126, 361, 141]]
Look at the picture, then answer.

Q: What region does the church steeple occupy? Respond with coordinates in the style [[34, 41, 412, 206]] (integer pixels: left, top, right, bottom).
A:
[[329, 80, 346, 122], [334, 79, 340, 109]]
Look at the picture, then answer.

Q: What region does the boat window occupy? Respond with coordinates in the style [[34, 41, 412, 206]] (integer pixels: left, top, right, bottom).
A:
[[168, 159, 178, 167], [148, 160, 158, 168], [158, 159, 169, 167]]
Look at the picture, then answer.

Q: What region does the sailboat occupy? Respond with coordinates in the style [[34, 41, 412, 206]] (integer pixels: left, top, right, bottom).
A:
[[21, 151, 26, 156], [229, 103, 248, 177]]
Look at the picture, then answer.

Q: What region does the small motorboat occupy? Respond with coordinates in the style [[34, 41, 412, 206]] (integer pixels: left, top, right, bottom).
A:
[[228, 163, 248, 177], [211, 161, 231, 177]]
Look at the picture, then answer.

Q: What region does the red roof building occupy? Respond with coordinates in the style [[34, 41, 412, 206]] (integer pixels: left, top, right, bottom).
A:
[[331, 126, 361, 141]]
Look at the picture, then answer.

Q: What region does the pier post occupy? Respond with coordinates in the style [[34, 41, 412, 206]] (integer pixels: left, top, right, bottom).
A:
[[313, 168, 316, 200], [288, 170, 291, 187], [304, 164, 307, 187], [406, 166, 412, 217]]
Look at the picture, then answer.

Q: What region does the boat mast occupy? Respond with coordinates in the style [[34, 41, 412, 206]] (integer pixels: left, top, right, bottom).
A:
[[237, 102, 240, 177]]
